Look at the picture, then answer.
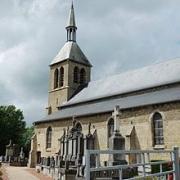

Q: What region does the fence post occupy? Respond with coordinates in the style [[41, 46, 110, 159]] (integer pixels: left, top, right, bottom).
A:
[[85, 150, 91, 180], [96, 152, 100, 168], [173, 146, 179, 180], [141, 152, 146, 177], [119, 169, 122, 180]]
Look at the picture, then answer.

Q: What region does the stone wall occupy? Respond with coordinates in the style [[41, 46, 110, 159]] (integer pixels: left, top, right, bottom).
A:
[[68, 61, 91, 99], [48, 61, 91, 114], [34, 101, 180, 161], [48, 62, 69, 113]]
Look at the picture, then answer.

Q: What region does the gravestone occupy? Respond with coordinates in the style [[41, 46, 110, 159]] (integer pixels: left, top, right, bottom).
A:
[[76, 133, 84, 166], [47, 156, 50, 166], [19, 147, 25, 160], [50, 156, 55, 168], [109, 106, 126, 165], [86, 123, 96, 168], [59, 128, 66, 160], [5, 140, 19, 163], [5, 140, 14, 162], [5, 141, 27, 166]]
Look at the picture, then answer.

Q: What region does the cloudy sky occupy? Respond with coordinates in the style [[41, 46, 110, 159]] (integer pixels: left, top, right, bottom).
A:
[[1, 0, 180, 125]]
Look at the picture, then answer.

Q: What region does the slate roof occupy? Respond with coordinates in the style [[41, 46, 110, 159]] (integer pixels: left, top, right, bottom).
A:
[[63, 58, 180, 106], [50, 42, 92, 66], [35, 85, 180, 124], [35, 58, 180, 124]]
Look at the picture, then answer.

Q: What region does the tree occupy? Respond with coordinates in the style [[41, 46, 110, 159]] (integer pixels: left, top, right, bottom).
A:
[[0, 105, 26, 155], [20, 126, 34, 157]]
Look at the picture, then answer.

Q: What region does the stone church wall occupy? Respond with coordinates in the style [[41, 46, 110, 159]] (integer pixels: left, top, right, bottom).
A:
[[48, 62, 69, 113], [68, 61, 91, 98], [48, 61, 91, 113], [35, 101, 180, 161]]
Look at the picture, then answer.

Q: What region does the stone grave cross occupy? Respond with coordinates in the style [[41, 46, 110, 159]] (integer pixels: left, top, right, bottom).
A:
[[112, 105, 121, 132]]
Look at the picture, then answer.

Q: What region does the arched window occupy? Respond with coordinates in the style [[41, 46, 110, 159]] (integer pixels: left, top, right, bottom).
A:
[[73, 66, 79, 83], [54, 69, 59, 89], [107, 118, 114, 147], [80, 68, 86, 84], [46, 127, 52, 148], [152, 112, 164, 146], [60, 67, 64, 87]]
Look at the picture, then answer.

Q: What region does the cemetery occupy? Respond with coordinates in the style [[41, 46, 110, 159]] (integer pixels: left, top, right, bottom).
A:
[[0, 140, 28, 167], [31, 107, 178, 180]]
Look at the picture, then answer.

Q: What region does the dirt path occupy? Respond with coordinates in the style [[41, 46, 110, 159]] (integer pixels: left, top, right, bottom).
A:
[[5, 166, 39, 180], [3, 165, 53, 180]]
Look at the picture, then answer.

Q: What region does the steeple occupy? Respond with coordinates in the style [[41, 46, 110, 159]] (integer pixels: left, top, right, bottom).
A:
[[48, 1, 92, 113], [50, 1, 92, 67], [66, 2, 77, 42]]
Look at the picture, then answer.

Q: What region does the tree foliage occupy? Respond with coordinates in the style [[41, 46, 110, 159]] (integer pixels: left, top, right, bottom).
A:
[[20, 126, 34, 157], [0, 105, 26, 155]]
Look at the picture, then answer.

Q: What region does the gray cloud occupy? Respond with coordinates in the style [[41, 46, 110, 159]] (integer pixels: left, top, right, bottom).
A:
[[1, 0, 180, 125]]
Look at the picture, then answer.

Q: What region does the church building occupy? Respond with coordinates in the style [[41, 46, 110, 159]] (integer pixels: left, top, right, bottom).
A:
[[29, 3, 180, 175]]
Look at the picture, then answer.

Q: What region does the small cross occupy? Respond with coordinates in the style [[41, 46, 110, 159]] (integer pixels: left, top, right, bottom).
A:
[[112, 106, 120, 117], [112, 105, 121, 132]]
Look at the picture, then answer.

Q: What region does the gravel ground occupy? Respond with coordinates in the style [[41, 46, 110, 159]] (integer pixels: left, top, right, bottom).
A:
[[3, 165, 53, 180]]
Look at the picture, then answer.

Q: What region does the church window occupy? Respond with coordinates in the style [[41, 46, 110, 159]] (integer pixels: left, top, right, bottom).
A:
[[46, 127, 52, 148], [54, 69, 59, 89], [80, 68, 86, 84], [107, 118, 114, 147], [73, 66, 79, 83], [60, 67, 64, 87], [152, 112, 164, 146]]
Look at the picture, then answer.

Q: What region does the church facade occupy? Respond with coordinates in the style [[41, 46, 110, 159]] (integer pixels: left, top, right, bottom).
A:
[[29, 3, 180, 172]]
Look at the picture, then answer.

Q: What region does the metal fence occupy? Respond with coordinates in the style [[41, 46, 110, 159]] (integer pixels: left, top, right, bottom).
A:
[[85, 147, 180, 180]]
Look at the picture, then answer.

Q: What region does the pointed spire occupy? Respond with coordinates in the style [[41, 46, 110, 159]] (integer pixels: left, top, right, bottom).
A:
[[66, 2, 77, 42], [66, 1, 76, 28]]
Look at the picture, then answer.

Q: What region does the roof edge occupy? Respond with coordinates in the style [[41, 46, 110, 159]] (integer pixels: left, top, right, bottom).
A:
[[50, 58, 92, 67], [34, 99, 180, 125]]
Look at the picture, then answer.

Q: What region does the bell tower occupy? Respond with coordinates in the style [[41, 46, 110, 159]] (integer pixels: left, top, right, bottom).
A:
[[47, 3, 92, 114]]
